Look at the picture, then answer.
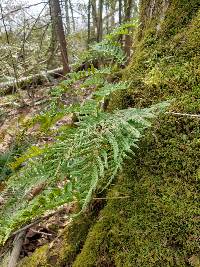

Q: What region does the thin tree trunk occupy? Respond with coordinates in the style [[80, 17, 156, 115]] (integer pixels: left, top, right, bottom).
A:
[[65, 0, 71, 34], [47, 1, 58, 69], [88, 0, 91, 45], [97, 0, 103, 42], [105, 2, 109, 33], [124, 0, 132, 58], [91, 0, 98, 40], [69, 0, 75, 32], [119, 0, 122, 25], [110, 0, 116, 27], [49, 0, 70, 75]]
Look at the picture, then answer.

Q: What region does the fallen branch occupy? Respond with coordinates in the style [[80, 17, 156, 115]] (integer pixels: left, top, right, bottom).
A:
[[11, 206, 68, 238], [8, 231, 26, 267], [166, 111, 200, 119], [0, 68, 64, 95]]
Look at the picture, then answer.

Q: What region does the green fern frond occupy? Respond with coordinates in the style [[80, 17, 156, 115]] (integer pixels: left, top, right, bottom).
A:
[[0, 105, 159, 244], [105, 20, 138, 41], [93, 81, 129, 99], [91, 42, 127, 64]]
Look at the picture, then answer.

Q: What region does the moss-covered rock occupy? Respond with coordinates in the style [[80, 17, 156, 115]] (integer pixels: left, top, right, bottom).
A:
[[73, 89, 200, 267], [72, 1, 200, 266]]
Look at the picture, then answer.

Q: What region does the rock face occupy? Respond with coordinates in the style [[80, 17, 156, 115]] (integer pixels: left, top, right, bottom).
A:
[[17, 1, 200, 266]]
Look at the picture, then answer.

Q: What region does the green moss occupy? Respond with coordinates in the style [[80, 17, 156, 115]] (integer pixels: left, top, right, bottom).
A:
[[17, 211, 98, 267], [73, 88, 200, 267], [18, 245, 49, 267], [72, 3, 200, 267]]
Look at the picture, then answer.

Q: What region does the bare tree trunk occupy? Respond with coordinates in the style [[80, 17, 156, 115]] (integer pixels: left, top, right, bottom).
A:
[[119, 0, 122, 25], [105, 2, 109, 33], [47, 1, 58, 69], [88, 0, 91, 45], [91, 0, 98, 40], [49, 0, 70, 75], [124, 0, 133, 58], [110, 0, 116, 27], [69, 0, 75, 32], [97, 0, 103, 42], [65, 0, 71, 34]]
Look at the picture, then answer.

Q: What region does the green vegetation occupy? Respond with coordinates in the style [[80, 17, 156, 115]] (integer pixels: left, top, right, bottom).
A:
[[0, 23, 167, 245], [70, 2, 200, 267], [0, 1, 199, 266]]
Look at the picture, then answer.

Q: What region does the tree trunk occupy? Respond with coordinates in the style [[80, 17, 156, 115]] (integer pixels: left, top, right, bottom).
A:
[[49, 0, 70, 75], [91, 0, 98, 40], [97, 0, 103, 42], [47, 2, 58, 70], [69, 0, 75, 32], [0, 68, 63, 95], [110, 0, 116, 28], [87, 0, 91, 45], [119, 0, 122, 25], [65, 0, 71, 34], [105, 2, 109, 33], [124, 0, 132, 57]]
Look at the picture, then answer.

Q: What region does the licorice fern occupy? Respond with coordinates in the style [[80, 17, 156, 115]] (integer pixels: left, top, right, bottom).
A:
[[74, 20, 138, 70], [0, 105, 158, 244]]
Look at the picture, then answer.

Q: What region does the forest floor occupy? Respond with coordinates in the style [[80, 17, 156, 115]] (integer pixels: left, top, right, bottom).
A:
[[0, 84, 53, 153], [0, 76, 93, 261]]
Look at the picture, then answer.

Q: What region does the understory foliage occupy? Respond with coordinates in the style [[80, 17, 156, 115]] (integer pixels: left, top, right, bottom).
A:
[[73, 20, 138, 69], [0, 82, 166, 244], [0, 21, 167, 245]]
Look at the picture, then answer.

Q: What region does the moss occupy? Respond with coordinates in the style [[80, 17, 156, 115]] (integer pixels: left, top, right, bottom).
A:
[[47, 214, 95, 267], [17, 207, 100, 267], [18, 245, 49, 267], [73, 88, 200, 267], [72, 2, 200, 267], [109, 9, 200, 111]]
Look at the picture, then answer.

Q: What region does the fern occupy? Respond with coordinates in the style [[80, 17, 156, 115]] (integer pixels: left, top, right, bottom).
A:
[[0, 105, 159, 244], [74, 20, 138, 70], [91, 41, 127, 65], [105, 20, 138, 41]]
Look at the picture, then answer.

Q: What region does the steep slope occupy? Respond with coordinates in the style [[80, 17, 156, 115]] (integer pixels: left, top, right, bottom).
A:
[[72, 1, 200, 266], [17, 1, 200, 266]]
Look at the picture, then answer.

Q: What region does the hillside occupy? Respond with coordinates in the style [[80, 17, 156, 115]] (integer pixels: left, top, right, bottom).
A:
[[0, 0, 200, 266]]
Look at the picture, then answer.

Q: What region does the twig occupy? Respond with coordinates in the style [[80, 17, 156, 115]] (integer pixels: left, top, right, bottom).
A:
[[11, 206, 67, 237], [8, 231, 26, 267], [0, 2, 48, 20], [93, 196, 130, 200], [166, 111, 200, 119], [30, 228, 53, 236]]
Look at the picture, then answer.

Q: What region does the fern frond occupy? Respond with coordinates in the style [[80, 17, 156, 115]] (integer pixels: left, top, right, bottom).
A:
[[0, 106, 158, 244], [91, 41, 127, 65]]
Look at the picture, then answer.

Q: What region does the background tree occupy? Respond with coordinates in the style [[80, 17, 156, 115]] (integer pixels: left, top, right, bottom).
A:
[[49, 0, 70, 74]]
